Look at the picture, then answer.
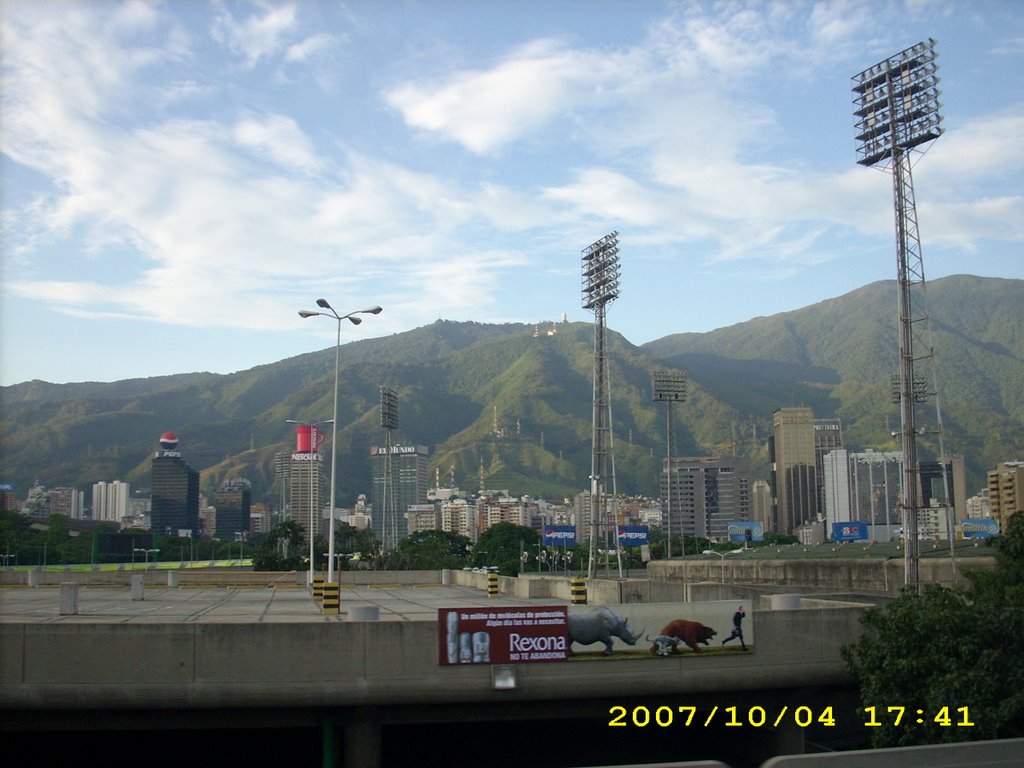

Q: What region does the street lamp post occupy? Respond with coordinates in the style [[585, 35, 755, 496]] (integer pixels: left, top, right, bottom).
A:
[[298, 302, 382, 584], [703, 549, 727, 584], [235, 531, 246, 567]]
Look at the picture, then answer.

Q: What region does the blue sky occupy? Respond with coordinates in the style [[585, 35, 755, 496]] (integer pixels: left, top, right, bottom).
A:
[[2, 0, 1022, 386]]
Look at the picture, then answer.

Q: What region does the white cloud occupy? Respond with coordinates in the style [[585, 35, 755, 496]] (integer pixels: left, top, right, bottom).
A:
[[286, 32, 336, 62], [234, 114, 321, 174], [211, 2, 297, 69], [3, 0, 1022, 384], [924, 109, 1024, 180], [384, 39, 634, 154]]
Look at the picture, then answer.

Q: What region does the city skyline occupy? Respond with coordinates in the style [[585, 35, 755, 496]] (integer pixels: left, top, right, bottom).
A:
[[2, 1, 1023, 386]]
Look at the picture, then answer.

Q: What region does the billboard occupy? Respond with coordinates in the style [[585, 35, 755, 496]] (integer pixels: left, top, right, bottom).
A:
[[832, 521, 869, 542], [961, 518, 1000, 539], [542, 525, 577, 546], [439, 606, 569, 664], [616, 526, 649, 546], [438, 601, 753, 665], [727, 521, 763, 543]]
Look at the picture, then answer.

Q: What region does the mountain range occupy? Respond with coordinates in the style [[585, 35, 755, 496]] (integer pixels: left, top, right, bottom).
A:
[[2, 275, 1021, 509]]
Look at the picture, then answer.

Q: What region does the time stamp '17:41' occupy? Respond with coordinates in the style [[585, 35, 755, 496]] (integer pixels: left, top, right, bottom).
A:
[[864, 706, 974, 727], [606, 705, 975, 729]]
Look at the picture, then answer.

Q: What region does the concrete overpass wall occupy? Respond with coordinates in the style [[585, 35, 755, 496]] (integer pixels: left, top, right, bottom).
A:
[[1, 604, 865, 713], [647, 557, 992, 594]]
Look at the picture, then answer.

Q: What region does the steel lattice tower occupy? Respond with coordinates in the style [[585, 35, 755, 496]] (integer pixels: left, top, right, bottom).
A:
[[853, 39, 943, 592], [582, 231, 621, 579]]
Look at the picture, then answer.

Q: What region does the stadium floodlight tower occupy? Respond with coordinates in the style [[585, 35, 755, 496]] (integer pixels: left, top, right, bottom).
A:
[[581, 231, 622, 580], [852, 39, 943, 593], [379, 386, 399, 552], [653, 371, 687, 559]]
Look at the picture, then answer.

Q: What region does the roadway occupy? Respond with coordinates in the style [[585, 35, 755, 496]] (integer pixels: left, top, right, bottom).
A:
[[0, 581, 568, 624]]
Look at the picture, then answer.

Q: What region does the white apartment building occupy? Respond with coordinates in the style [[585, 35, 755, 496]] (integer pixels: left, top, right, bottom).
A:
[[92, 480, 130, 524]]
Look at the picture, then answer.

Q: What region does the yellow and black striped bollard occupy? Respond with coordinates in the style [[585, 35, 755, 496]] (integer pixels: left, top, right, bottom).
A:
[[570, 577, 587, 605], [312, 574, 325, 602], [322, 583, 340, 616]]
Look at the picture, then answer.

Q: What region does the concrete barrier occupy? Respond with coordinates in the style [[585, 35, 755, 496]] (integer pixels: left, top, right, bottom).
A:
[[59, 583, 79, 615], [130, 574, 144, 601], [647, 557, 992, 594], [348, 605, 379, 621], [770, 594, 802, 610], [0, 603, 866, 710]]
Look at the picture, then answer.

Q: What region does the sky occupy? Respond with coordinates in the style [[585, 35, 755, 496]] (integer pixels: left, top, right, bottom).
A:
[[2, 0, 1022, 386]]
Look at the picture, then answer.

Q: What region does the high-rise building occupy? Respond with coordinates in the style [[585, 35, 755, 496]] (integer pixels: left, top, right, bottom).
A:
[[441, 498, 475, 540], [661, 455, 753, 541], [987, 461, 1024, 534], [771, 408, 817, 534], [405, 504, 440, 535], [821, 449, 851, 525], [920, 456, 967, 522], [215, 478, 251, 540], [814, 419, 843, 514], [50, 486, 85, 519], [150, 433, 200, 536], [92, 480, 129, 524], [289, 426, 326, 540], [478, 496, 533, 530], [273, 451, 291, 527], [370, 444, 429, 543], [821, 450, 966, 537], [822, 449, 902, 528], [752, 479, 772, 533]]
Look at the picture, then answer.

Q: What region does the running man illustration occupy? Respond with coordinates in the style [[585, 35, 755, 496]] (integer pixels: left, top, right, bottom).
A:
[[721, 605, 747, 650]]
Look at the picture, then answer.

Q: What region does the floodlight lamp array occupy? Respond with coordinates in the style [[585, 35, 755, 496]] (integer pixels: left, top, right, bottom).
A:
[[852, 39, 943, 167], [890, 374, 930, 404], [380, 386, 398, 430], [581, 231, 621, 310], [653, 371, 688, 402]]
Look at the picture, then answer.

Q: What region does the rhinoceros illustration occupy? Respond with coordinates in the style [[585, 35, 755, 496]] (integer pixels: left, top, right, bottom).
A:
[[567, 606, 643, 656]]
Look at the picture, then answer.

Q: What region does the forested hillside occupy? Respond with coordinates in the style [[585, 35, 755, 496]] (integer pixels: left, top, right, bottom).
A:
[[2, 276, 1020, 506]]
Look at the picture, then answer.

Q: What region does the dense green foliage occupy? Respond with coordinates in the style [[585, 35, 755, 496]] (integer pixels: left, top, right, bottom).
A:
[[0, 511, 102, 566], [0, 511, 254, 566], [2, 277, 1021, 507], [252, 521, 307, 571], [472, 522, 538, 575], [842, 512, 1024, 747], [389, 529, 471, 570]]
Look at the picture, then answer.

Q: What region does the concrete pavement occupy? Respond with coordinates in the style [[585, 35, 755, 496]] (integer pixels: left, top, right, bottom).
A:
[[0, 582, 571, 624]]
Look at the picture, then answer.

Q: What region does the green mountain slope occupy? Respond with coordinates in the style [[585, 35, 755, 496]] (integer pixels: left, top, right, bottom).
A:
[[1, 276, 1020, 509]]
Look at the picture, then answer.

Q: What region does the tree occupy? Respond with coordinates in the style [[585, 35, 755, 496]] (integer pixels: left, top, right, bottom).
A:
[[395, 529, 471, 570], [842, 512, 1024, 747], [473, 523, 538, 576], [252, 521, 306, 571]]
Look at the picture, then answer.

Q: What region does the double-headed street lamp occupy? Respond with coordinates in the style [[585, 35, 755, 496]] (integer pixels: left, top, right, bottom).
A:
[[703, 549, 727, 584], [299, 301, 382, 583]]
